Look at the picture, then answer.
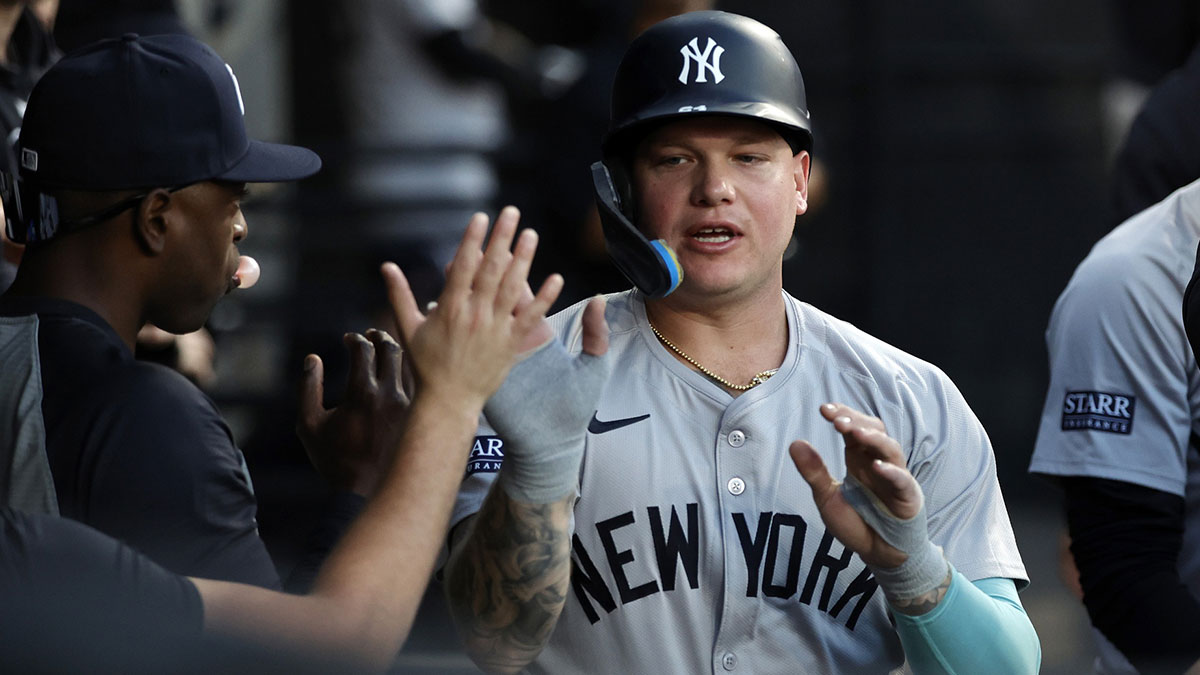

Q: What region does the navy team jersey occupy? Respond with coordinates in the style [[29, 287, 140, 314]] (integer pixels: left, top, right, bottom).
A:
[[0, 296, 279, 588]]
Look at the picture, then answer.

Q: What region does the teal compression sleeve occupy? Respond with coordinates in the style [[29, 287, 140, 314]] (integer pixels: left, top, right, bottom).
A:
[[892, 572, 1040, 675]]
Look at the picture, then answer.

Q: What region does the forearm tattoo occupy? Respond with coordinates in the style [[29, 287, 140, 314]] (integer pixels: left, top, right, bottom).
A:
[[888, 569, 953, 617], [446, 493, 573, 673]]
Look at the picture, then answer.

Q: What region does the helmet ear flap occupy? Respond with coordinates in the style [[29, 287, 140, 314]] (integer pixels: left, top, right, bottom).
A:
[[590, 160, 683, 298], [605, 155, 635, 222]]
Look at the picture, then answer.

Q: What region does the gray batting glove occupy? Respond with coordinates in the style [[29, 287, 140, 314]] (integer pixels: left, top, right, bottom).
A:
[[484, 338, 611, 503]]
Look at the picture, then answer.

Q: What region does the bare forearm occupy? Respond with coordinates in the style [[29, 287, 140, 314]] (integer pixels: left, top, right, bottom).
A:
[[312, 393, 481, 657], [199, 392, 481, 671], [444, 488, 573, 674]]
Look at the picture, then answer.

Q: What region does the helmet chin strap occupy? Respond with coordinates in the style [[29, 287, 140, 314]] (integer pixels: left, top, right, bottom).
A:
[[590, 161, 683, 298]]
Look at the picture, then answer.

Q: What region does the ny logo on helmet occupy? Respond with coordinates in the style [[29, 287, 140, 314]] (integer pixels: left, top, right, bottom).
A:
[[678, 37, 725, 85]]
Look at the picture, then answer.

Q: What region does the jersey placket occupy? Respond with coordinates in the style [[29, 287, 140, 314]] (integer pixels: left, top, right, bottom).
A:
[[711, 398, 772, 674]]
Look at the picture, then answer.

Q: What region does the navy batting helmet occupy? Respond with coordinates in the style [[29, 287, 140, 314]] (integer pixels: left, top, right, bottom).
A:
[[605, 11, 812, 159]]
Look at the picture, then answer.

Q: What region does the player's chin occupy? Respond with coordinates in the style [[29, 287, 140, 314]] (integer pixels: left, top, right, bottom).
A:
[[151, 307, 212, 337], [679, 263, 757, 296]]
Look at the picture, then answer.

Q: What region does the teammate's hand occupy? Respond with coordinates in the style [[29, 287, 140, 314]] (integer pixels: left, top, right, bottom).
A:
[[297, 329, 409, 497], [789, 403, 922, 569], [384, 206, 562, 411]]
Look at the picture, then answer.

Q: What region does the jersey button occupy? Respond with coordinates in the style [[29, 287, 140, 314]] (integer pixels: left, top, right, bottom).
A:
[[728, 430, 745, 447], [727, 477, 745, 495], [722, 652, 737, 670]]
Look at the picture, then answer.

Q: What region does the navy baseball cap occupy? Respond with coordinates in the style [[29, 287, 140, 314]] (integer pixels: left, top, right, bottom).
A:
[[16, 33, 321, 190]]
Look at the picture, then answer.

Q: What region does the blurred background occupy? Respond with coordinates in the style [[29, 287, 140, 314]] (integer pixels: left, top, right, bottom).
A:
[[18, 0, 1200, 671]]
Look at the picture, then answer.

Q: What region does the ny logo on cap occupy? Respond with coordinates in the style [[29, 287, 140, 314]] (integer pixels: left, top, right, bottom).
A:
[[678, 37, 725, 85]]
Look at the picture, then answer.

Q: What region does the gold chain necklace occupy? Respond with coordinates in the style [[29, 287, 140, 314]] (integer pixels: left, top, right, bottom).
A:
[[648, 321, 779, 391]]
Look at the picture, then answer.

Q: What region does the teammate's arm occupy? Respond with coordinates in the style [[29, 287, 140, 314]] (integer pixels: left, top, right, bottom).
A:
[[443, 297, 611, 674], [195, 386, 484, 669], [792, 403, 1039, 674], [198, 211, 564, 670]]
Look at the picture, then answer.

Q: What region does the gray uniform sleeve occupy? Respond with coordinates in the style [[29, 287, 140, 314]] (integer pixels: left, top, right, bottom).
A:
[[896, 370, 1029, 587], [1029, 244, 1194, 495]]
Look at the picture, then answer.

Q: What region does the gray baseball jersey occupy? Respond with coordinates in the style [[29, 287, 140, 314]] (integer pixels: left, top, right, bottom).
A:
[[1030, 177, 1200, 675], [453, 290, 1026, 674]]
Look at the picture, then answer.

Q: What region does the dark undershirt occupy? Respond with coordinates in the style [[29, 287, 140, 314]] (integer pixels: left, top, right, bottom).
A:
[[1062, 475, 1200, 673]]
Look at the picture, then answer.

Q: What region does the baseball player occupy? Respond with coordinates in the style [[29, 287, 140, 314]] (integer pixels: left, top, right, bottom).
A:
[[0, 33, 327, 588], [442, 11, 1039, 674], [1031, 175, 1200, 672]]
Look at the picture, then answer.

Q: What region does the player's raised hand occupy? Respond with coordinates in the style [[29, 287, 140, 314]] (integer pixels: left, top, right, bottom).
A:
[[823, 403, 922, 518], [792, 402, 951, 613], [789, 403, 922, 569], [383, 206, 562, 411], [297, 329, 410, 497]]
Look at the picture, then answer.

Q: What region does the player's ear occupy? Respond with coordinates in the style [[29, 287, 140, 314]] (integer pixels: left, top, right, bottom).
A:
[[133, 188, 173, 255], [794, 151, 811, 215]]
